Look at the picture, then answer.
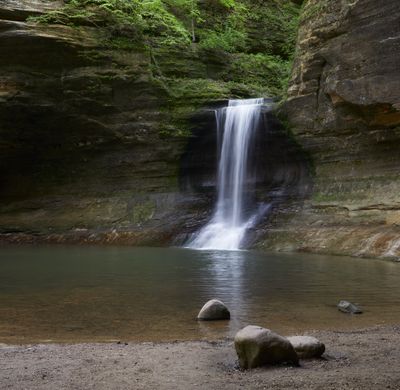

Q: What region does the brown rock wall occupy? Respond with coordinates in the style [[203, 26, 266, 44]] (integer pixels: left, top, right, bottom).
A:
[[262, 0, 400, 259], [0, 1, 194, 243]]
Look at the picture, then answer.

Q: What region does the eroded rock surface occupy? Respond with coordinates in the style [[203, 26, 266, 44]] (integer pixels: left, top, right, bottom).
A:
[[0, 0, 204, 244], [261, 0, 400, 259], [0, 0, 303, 246]]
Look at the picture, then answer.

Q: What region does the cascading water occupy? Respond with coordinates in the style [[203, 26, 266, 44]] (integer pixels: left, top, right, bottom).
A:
[[187, 98, 267, 251]]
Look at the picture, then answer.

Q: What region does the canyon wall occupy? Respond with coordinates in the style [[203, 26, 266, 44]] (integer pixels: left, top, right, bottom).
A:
[[2, 0, 399, 260], [0, 0, 300, 245], [261, 0, 400, 259], [0, 0, 191, 244]]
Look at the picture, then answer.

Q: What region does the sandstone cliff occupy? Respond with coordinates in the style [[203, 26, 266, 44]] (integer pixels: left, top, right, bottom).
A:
[[0, 0, 300, 245], [261, 0, 400, 259], [0, 2, 185, 244], [2, 0, 399, 260]]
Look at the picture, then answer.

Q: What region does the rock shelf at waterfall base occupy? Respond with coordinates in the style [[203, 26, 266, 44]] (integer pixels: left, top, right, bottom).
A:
[[1, 326, 399, 390]]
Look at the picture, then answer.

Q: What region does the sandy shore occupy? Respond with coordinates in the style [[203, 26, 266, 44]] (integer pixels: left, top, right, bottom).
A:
[[1, 325, 399, 390]]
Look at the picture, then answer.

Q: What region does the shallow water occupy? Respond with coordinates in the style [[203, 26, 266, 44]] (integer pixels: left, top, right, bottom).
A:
[[0, 246, 399, 343]]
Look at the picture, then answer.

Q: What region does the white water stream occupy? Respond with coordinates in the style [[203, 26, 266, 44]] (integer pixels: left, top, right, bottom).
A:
[[187, 98, 266, 250]]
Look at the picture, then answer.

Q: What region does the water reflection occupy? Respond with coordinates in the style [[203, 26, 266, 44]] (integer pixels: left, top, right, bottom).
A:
[[1, 246, 400, 343], [197, 249, 248, 337]]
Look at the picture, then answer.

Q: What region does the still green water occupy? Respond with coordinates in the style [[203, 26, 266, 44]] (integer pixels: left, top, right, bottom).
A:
[[0, 246, 399, 343]]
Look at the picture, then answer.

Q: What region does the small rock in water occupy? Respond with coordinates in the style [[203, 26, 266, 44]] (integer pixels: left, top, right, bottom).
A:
[[338, 300, 363, 314], [197, 299, 230, 321], [287, 336, 325, 359], [234, 325, 299, 369]]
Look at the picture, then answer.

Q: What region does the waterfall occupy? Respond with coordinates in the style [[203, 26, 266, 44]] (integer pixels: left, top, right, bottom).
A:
[[187, 98, 266, 250]]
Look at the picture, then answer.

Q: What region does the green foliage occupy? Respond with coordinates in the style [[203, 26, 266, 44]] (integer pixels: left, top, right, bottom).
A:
[[244, 0, 300, 59], [28, 0, 144, 35], [197, 0, 247, 52], [104, 36, 141, 50], [164, 0, 201, 19], [29, 0, 190, 45], [167, 78, 230, 101], [29, 0, 301, 114], [160, 78, 231, 137], [30, 0, 300, 68], [217, 0, 237, 9], [141, 0, 190, 46], [158, 76, 264, 137], [199, 27, 246, 52], [221, 53, 289, 96]]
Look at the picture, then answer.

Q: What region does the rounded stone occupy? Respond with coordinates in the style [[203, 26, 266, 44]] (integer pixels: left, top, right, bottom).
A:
[[287, 336, 325, 358], [338, 300, 363, 314], [234, 325, 299, 369], [197, 299, 230, 321]]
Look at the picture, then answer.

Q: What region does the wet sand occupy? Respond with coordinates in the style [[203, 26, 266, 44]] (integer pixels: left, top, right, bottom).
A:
[[1, 325, 399, 390]]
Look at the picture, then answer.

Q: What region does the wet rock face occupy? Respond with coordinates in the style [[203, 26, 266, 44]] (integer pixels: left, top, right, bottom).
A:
[[180, 106, 312, 246], [181, 107, 311, 196], [0, 0, 200, 243], [0, 1, 303, 246], [0, 0, 63, 21], [263, 0, 400, 259]]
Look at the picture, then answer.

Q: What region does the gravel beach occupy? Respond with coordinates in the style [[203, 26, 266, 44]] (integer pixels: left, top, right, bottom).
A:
[[1, 325, 399, 390]]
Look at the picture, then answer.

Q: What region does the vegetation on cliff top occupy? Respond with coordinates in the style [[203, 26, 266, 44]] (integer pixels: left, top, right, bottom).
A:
[[29, 0, 300, 136], [31, 0, 299, 96]]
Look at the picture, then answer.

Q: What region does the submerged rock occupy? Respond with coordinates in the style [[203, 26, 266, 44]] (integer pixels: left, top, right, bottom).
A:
[[338, 300, 363, 314], [197, 299, 230, 321], [234, 325, 299, 369], [287, 336, 325, 359]]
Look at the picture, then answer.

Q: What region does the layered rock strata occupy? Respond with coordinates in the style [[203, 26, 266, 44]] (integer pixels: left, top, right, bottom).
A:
[[261, 0, 400, 259], [0, 0, 307, 246], [0, 0, 200, 244]]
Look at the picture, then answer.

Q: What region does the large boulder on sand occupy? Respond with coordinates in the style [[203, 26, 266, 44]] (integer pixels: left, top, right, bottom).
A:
[[287, 336, 325, 358], [338, 300, 363, 314], [197, 299, 230, 321], [234, 325, 299, 369]]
